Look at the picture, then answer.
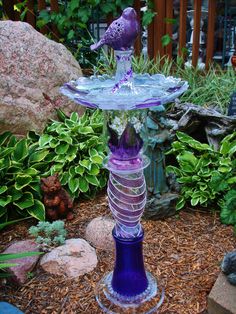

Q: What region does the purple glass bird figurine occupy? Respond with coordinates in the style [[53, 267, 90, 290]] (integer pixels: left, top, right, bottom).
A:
[[90, 7, 139, 51]]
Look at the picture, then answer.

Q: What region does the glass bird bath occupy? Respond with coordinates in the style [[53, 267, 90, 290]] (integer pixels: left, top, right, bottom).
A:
[[61, 7, 188, 313]]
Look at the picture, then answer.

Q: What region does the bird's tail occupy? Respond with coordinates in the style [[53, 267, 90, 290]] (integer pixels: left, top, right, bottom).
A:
[[90, 40, 104, 51]]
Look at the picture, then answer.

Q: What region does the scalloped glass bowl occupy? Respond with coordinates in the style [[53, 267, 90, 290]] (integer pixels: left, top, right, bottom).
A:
[[60, 73, 189, 110]]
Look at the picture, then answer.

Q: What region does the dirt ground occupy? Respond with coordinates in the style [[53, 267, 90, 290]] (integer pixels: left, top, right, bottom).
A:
[[0, 193, 235, 314]]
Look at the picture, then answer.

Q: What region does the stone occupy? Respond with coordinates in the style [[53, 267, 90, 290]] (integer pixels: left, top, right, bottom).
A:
[[144, 193, 178, 220], [85, 216, 115, 251], [208, 272, 236, 314], [40, 238, 97, 278], [0, 21, 84, 136], [166, 102, 236, 150], [0, 302, 24, 314], [223, 252, 236, 273], [2, 240, 40, 284]]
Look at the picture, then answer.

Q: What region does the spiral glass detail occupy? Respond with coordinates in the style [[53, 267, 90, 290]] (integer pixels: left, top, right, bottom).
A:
[[108, 169, 146, 238]]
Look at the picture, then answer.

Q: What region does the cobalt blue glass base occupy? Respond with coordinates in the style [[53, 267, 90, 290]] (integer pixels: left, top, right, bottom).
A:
[[112, 230, 148, 296], [95, 230, 164, 313]]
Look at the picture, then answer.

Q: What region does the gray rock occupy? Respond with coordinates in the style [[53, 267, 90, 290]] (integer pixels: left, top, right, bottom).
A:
[[221, 251, 236, 275], [144, 193, 178, 220], [221, 250, 236, 286], [85, 216, 115, 251], [166, 102, 236, 150], [2, 240, 40, 284], [0, 21, 84, 136], [40, 238, 97, 278], [208, 272, 236, 314]]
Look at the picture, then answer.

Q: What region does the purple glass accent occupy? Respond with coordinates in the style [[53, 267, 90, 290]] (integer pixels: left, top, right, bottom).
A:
[[112, 68, 133, 93], [108, 198, 144, 217], [64, 83, 88, 95], [108, 181, 146, 204], [135, 100, 161, 109], [111, 229, 148, 296], [90, 7, 139, 51], [167, 85, 182, 92], [112, 173, 144, 187], [107, 157, 147, 237], [74, 98, 98, 109], [108, 155, 143, 171], [108, 123, 143, 160]]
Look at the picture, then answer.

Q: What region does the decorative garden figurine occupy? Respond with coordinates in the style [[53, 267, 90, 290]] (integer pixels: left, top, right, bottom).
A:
[[144, 105, 179, 220], [90, 7, 139, 51], [145, 105, 173, 195], [61, 7, 188, 313], [41, 174, 74, 221]]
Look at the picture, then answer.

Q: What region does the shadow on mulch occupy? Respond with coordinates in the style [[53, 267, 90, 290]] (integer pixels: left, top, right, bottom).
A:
[[0, 193, 235, 314]]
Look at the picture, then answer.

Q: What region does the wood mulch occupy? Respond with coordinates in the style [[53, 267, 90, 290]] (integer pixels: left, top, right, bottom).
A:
[[0, 193, 235, 314]]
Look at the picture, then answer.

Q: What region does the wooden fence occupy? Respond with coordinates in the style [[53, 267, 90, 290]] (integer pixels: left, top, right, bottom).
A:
[[3, 0, 217, 68]]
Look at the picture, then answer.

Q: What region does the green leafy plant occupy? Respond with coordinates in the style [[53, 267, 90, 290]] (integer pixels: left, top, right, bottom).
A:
[[220, 190, 236, 225], [166, 132, 236, 212], [29, 220, 67, 251], [142, 0, 156, 27], [37, 110, 107, 199], [0, 131, 45, 225]]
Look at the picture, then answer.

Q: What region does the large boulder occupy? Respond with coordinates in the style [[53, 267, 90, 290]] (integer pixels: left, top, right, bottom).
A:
[[40, 238, 98, 278], [0, 21, 84, 136]]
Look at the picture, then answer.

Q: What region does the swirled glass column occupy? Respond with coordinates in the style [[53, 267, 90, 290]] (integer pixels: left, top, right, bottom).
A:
[[96, 104, 164, 313]]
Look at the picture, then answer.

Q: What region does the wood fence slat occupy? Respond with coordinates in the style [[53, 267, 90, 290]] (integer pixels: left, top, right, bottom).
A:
[[26, 0, 36, 27], [178, 0, 188, 57], [107, 13, 113, 26], [205, 0, 216, 69], [148, 21, 154, 59], [153, 0, 166, 59], [50, 0, 60, 40], [3, 0, 15, 20], [165, 0, 173, 58], [13, 0, 20, 20], [38, 0, 47, 34], [50, 0, 59, 13], [134, 0, 141, 56], [192, 0, 202, 67]]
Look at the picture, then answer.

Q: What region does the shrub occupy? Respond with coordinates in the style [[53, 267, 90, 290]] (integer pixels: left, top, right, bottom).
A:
[[166, 132, 236, 216], [29, 220, 67, 251], [37, 110, 107, 199], [0, 131, 46, 225], [220, 190, 236, 225]]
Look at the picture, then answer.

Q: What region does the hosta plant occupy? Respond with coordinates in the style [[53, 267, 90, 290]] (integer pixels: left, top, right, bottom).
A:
[[0, 131, 46, 225], [38, 109, 107, 199], [166, 132, 236, 212], [220, 190, 236, 226]]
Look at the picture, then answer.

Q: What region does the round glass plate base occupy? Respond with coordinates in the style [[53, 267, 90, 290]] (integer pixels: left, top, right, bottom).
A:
[[95, 271, 164, 314]]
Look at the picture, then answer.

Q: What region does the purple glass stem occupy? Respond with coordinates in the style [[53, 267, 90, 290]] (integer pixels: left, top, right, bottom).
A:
[[111, 229, 148, 296]]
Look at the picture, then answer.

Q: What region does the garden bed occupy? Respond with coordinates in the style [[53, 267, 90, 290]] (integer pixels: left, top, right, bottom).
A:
[[0, 193, 235, 314]]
